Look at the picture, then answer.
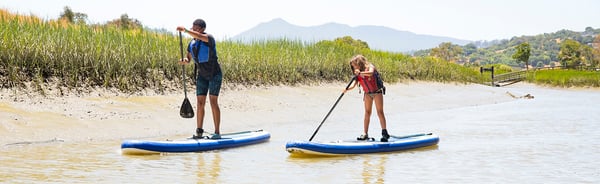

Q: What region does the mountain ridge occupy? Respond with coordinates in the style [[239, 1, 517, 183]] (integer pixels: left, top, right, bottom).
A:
[[230, 18, 472, 52]]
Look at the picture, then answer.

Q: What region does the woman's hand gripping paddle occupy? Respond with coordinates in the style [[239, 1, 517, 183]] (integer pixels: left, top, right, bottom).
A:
[[179, 31, 194, 118], [309, 76, 356, 141]]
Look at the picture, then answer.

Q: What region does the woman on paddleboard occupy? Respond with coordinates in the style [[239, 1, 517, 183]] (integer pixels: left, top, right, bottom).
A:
[[343, 55, 390, 142], [176, 19, 222, 139]]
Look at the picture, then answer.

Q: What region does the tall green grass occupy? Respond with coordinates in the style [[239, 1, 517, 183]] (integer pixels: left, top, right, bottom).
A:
[[219, 39, 415, 85], [1, 9, 180, 93], [1, 9, 486, 95], [528, 69, 600, 87], [402, 56, 482, 83]]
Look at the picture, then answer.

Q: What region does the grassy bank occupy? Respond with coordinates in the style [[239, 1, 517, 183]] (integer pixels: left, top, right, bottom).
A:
[[1, 10, 485, 95], [527, 69, 600, 87], [0, 10, 180, 94]]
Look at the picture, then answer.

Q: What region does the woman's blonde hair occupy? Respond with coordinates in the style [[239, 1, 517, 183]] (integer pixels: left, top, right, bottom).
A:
[[350, 54, 370, 71]]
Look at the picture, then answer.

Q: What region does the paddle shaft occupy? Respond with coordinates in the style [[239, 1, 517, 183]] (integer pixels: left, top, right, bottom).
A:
[[309, 77, 356, 141], [179, 32, 188, 98], [390, 133, 432, 139]]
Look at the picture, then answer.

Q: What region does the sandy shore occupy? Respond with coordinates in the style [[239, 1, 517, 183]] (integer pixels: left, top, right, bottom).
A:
[[0, 81, 539, 147]]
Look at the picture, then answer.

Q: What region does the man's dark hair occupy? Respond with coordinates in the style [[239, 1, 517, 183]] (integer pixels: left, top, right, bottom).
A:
[[193, 19, 206, 28]]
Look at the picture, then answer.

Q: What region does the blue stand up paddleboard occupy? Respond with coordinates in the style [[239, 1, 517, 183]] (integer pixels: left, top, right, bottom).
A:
[[121, 129, 270, 155], [286, 133, 439, 156]]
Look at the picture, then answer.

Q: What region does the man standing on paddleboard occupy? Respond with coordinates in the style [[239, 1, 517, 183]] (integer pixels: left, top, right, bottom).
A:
[[177, 19, 222, 139]]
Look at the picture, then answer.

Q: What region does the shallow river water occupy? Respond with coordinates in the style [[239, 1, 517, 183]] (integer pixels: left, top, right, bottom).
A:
[[1, 83, 599, 183]]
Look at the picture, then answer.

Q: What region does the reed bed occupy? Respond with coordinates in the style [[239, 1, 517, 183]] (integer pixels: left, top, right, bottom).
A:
[[1, 9, 180, 94], [401, 56, 482, 83], [1, 9, 484, 95], [219, 39, 414, 86]]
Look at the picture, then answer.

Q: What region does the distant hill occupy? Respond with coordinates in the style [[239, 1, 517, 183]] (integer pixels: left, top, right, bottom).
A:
[[230, 18, 471, 53], [413, 27, 600, 68]]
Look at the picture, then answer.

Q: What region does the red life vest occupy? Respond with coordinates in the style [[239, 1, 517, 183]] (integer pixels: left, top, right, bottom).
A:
[[357, 73, 380, 93]]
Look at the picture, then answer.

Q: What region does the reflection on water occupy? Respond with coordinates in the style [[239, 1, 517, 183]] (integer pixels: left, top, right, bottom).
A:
[[196, 153, 221, 183], [1, 84, 599, 183], [362, 154, 387, 184], [283, 145, 439, 183]]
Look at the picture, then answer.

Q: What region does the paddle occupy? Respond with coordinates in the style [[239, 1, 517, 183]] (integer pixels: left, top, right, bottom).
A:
[[309, 76, 356, 141], [389, 133, 432, 139], [179, 31, 194, 118]]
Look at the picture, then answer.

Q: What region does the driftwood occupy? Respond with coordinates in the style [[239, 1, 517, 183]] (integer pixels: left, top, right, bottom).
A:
[[506, 91, 534, 99]]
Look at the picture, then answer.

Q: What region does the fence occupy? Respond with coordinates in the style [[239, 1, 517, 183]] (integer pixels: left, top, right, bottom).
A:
[[480, 66, 526, 87]]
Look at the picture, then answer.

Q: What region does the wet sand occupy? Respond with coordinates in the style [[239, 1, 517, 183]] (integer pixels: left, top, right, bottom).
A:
[[0, 81, 541, 147]]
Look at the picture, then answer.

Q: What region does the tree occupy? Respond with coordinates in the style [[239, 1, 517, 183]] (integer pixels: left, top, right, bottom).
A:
[[581, 45, 594, 68], [512, 42, 531, 70], [59, 6, 87, 24], [584, 27, 595, 35], [558, 39, 583, 69], [315, 36, 370, 51], [536, 61, 544, 68], [59, 6, 73, 22], [334, 36, 369, 50], [463, 43, 477, 55], [593, 35, 600, 67], [430, 42, 463, 62], [106, 14, 143, 29]]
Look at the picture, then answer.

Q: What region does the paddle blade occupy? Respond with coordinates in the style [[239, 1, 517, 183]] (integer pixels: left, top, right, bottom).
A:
[[180, 97, 194, 118]]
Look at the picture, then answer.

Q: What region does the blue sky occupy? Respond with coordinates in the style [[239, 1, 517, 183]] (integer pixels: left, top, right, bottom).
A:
[[2, 0, 599, 41]]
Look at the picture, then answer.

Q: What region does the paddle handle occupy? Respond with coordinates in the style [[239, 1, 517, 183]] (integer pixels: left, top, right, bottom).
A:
[[309, 77, 356, 141]]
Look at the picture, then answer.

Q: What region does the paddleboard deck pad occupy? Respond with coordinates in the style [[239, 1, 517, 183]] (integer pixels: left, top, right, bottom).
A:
[[286, 133, 439, 156], [121, 129, 270, 154]]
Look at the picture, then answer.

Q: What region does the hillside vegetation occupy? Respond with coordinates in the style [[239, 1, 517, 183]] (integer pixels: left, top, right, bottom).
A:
[[414, 28, 600, 69]]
